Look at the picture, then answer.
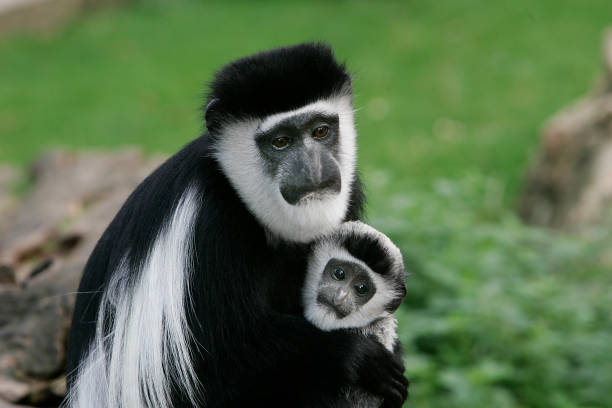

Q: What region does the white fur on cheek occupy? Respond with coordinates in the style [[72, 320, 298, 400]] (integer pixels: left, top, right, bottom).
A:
[[214, 95, 357, 243]]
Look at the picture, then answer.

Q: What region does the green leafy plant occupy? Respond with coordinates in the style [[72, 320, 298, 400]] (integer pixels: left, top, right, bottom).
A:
[[366, 174, 612, 408]]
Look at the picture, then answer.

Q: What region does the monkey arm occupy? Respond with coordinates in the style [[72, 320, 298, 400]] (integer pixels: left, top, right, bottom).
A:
[[227, 312, 408, 408]]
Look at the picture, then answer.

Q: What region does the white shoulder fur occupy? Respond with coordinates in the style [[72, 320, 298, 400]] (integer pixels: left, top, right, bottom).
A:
[[65, 187, 202, 408]]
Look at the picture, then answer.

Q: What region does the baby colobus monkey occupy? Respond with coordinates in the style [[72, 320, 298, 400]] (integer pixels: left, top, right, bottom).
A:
[[303, 221, 407, 407]]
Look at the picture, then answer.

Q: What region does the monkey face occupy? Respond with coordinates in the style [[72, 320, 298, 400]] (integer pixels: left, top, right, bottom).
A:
[[303, 221, 406, 331], [316, 259, 377, 319], [214, 96, 357, 243], [255, 111, 342, 205]]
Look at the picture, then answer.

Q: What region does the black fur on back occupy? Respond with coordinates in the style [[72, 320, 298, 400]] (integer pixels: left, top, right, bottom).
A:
[[66, 137, 208, 384], [205, 43, 352, 133]]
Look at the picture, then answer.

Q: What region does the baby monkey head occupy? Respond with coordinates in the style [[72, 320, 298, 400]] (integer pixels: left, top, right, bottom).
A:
[[303, 221, 406, 331]]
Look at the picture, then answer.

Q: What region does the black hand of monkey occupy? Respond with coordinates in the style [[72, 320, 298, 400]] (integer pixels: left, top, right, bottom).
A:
[[353, 336, 409, 408]]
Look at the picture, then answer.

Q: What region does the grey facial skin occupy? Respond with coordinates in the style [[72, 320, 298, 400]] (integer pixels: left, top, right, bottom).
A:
[[255, 112, 342, 205], [316, 258, 376, 318]]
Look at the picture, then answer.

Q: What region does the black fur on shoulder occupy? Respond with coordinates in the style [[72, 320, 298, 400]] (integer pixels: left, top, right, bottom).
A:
[[205, 43, 352, 132], [344, 172, 365, 222]]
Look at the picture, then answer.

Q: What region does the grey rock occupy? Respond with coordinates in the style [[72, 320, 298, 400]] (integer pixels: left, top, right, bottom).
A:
[[520, 31, 612, 229], [0, 149, 165, 407]]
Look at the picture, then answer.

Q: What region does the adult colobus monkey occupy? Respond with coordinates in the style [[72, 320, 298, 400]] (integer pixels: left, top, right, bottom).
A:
[[65, 43, 408, 408]]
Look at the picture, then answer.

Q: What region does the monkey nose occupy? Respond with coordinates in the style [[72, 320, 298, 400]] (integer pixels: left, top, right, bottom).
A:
[[333, 288, 349, 305], [280, 152, 342, 205], [280, 176, 340, 205]]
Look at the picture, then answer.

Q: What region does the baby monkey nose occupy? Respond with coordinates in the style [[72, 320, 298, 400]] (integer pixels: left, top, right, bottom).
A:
[[334, 288, 349, 305]]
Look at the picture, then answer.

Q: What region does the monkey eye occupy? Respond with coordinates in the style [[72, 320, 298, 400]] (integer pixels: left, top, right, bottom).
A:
[[332, 267, 345, 280], [354, 283, 369, 295], [272, 137, 290, 149], [312, 125, 329, 139]]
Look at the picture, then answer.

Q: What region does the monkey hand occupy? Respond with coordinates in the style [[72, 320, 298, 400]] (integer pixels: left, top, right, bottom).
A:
[[352, 336, 409, 408]]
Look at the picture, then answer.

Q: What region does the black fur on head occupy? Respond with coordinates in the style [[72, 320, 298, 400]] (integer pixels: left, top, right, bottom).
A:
[[341, 232, 394, 277], [204, 42, 352, 133]]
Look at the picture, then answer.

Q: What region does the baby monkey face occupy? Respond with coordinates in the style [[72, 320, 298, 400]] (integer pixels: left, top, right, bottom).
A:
[[316, 258, 377, 318]]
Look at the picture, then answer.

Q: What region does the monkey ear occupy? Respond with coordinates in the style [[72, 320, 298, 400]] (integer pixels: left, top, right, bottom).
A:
[[204, 98, 220, 131]]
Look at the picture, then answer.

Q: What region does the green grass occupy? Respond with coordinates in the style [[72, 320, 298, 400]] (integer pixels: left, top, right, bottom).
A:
[[2, 1, 612, 406], [367, 174, 612, 407], [2, 0, 611, 202]]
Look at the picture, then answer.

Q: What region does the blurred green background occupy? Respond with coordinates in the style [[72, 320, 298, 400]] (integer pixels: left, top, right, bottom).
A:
[[2, 1, 612, 407]]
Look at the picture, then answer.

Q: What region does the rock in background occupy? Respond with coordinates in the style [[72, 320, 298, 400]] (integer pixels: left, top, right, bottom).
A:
[[0, 149, 164, 407], [520, 31, 612, 229]]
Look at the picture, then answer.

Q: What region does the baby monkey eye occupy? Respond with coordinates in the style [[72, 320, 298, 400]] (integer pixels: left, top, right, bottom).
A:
[[332, 267, 345, 280], [354, 283, 369, 295], [272, 137, 290, 149], [313, 125, 329, 139]]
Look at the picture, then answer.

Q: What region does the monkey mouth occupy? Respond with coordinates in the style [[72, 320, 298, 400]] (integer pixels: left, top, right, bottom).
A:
[[300, 191, 318, 201], [297, 190, 333, 204], [286, 187, 341, 207]]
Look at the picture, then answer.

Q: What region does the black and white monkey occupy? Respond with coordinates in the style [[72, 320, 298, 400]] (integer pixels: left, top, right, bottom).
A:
[[65, 43, 408, 408], [304, 221, 407, 408]]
